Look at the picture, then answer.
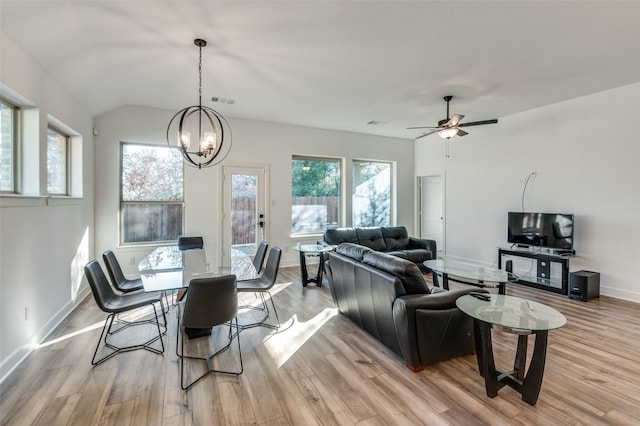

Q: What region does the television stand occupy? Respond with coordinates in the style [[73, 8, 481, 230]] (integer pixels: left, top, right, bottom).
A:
[[498, 247, 574, 295]]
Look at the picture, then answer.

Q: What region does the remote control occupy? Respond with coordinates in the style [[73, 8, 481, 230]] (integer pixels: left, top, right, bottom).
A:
[[470, 293, 491, 301]]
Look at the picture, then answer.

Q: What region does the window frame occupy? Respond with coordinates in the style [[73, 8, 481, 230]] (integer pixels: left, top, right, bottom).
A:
[[46, 124, 70, 196], [119, 141, 185, 246], [291, 154, 342, 236], [0, 97, 20, 194], [351, 159, 394, 227]]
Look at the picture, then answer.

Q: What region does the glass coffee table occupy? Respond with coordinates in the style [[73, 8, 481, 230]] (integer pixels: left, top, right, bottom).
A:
[[293, 244, 335, 287], [456, 294, 567, 405], [424, 259, 518, 295]]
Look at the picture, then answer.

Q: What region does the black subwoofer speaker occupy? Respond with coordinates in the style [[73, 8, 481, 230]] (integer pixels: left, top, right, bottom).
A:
[[569, 270, 600, 302]]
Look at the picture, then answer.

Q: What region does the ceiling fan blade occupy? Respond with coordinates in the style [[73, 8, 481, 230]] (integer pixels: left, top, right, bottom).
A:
[[447, 114, 465, 126], [458, 119, 498, 128], [457, 129, 469, 137], [415, 129, 440, 139], [407, 126, 439, 130]]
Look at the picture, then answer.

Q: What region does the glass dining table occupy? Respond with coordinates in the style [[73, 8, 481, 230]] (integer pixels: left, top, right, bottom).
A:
[[138, 245, 258, 292]]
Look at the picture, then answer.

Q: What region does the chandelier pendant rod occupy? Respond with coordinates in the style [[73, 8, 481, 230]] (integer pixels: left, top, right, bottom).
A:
[[197, 40, 203, 155]]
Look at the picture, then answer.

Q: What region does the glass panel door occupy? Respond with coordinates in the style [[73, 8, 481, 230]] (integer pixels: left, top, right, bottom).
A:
[[222, 166, 267, 267]]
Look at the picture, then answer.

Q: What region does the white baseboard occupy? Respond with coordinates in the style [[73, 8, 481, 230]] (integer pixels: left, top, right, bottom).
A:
[[0, 287, 91, 385]]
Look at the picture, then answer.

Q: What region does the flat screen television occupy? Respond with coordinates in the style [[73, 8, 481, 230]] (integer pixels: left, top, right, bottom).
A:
[[507, 212, 574, 249]]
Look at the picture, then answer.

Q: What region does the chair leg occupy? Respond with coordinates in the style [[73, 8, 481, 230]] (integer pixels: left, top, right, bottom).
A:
[[107, 299, 167, 335], [92, 303, 165, 366], [179, 317, 243, 390], [267, 291, 281, 329], [237, 291, 280, 331]]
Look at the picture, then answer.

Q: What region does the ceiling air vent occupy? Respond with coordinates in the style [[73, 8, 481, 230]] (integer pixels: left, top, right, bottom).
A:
[[211, 96, 235, 105]]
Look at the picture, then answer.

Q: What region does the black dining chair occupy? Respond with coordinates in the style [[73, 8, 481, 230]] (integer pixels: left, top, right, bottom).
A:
[[103, 250, 144, 293], [176, 275, 243, 390], [252, 241, 269, 273], [83, 260, 167, 366], [237, 247, 282, 331], [177, 236, 204, 251]]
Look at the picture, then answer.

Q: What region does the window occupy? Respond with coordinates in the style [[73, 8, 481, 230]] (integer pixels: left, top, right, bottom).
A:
[[291, 156, 341, 234], [352, 160, 392, 227], [0, 98, 18, 193], [120, 142, 184, 244], [47, 126, 69, 195]]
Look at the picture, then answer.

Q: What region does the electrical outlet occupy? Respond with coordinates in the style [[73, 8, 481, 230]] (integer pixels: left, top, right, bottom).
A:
[[129, 256, 136, 265], [24, 306, 28, 321]]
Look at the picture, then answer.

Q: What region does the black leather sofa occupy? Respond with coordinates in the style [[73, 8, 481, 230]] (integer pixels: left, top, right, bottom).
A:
[[322, 226, 436, 271], [325, 243, 482, 371]]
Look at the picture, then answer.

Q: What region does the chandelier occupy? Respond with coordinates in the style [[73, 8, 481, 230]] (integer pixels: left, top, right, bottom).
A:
[[167, 39, 232, 169]]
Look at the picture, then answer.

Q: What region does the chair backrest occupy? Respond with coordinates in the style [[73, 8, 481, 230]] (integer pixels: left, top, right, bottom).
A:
[[178, 236, 204, 251], [84, 260, 117, 312], [181, 275, 238, 329], [252, 241, 269, 273], [102, 250, 127, 289], [261, 247, 282, 284]]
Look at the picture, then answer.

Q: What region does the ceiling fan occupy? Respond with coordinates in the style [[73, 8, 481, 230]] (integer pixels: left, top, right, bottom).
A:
[[407, 95, 498, 140]]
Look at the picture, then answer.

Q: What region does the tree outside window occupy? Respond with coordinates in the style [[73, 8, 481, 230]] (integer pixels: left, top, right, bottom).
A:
[[47, 126, 69, 195], [121, 143, 184, 244], [291, 156, 340, 234], [352, 160, 391, 227]]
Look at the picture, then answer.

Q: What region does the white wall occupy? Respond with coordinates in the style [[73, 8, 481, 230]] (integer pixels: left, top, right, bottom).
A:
[[416, 82, 640, 302], [94, 106, 415, 274], [0, 33, 95, 380]]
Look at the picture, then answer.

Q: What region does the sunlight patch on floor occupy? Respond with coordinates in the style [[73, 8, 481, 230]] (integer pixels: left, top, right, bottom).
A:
[[263, 307, 338, 368], [36, 305, 160, 349], [36, 320, 104, 349]]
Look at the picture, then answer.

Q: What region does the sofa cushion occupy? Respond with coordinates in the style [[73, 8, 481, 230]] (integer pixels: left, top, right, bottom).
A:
[[401, 249, 432, 264], [382, 226, 410, 251], [361, 251, 429, 295], [335, 243, 373, 261], [386, 250, 409, 259], [324, 228, 358, 245], [356, 227, 387, 251]]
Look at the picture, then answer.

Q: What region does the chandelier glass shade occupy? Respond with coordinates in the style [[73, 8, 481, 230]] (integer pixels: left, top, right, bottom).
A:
[[167, 39, 232, 169]]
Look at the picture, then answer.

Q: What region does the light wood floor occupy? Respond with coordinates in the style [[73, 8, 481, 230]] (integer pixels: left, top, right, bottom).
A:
[[2, 266, 640, 425]]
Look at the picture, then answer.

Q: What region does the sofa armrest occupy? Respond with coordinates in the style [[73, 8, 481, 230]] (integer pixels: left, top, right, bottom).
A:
[[408, 237, 437, 258], [392, 287, 486, 368], [395, 287, 485, 314]]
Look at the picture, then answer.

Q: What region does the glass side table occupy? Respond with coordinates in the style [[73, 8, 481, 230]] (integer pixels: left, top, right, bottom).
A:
[[293, 244, 334, 287], [456, 294, 566, 405]]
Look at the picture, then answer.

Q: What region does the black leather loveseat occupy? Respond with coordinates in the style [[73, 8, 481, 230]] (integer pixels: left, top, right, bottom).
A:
[[325, 243, 482, 371], [322, 226, 436, 271]]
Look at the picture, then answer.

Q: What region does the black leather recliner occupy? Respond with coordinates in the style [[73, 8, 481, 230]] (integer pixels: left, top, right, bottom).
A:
[[325, 243, 483, 371]]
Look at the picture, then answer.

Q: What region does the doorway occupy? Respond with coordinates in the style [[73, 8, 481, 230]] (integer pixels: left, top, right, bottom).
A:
[[221, 165, 268, 267], [418, 171, 445, 258]]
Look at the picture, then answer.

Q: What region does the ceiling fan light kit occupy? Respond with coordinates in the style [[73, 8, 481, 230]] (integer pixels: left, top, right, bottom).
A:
[[438, 127, 458, 139], [408, 95, 498, 145]]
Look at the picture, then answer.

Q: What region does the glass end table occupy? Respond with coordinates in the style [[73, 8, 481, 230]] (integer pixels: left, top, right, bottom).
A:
[[293, 244, 334, 287], [456, 294, 566, 405]]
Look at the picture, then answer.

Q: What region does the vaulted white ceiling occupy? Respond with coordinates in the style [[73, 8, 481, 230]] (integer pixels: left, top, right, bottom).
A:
[[2, 1, 639, 139]]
